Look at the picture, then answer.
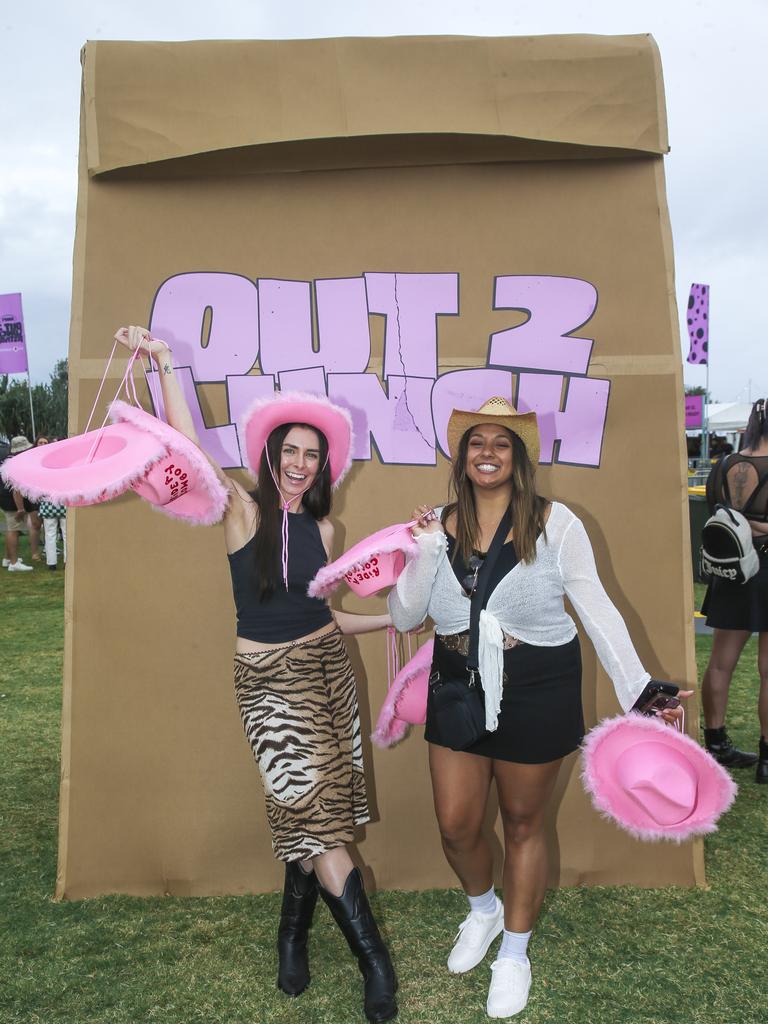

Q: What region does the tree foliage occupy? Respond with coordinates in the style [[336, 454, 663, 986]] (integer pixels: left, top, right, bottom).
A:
[[0, 360, 68, 442]]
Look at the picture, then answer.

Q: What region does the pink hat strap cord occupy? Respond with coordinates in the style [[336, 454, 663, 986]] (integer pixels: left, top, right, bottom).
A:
[[264, 449, 330, 589], [83, 343, 147, 465]]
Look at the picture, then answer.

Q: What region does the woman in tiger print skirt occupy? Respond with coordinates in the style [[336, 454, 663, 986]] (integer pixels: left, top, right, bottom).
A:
[[116, 326, 398, 1024]]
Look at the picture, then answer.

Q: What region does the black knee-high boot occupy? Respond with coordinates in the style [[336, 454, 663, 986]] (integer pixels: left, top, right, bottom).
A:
[[319, 867, 398, 1023], [277, 861, 318, 996]]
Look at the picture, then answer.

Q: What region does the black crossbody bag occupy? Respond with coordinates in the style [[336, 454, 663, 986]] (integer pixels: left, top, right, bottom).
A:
[[428, 510, 512, 751]]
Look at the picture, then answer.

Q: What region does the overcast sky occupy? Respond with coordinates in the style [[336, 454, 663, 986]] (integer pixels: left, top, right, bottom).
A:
[[2, 0, 766, 403]]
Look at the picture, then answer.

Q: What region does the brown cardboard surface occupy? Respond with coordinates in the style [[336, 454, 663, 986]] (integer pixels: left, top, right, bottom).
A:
[[83, 35, 667, 177], [58, 36, 700, 899]]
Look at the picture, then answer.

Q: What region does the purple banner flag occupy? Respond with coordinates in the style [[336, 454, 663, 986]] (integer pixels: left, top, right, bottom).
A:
[[686, 283, 709, 365], [685, 394, 703, 429], [0, 293, 28, 374]]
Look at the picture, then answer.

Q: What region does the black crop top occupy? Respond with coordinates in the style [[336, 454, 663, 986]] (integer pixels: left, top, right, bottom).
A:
[[227, 511, 333, 643], [706, 453, 768, 523]]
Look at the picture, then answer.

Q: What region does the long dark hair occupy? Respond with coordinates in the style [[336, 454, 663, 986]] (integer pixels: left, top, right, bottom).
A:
[[443, 427, 547, 565], [252, 422, 332, 600], [742, 399, 768, 451]]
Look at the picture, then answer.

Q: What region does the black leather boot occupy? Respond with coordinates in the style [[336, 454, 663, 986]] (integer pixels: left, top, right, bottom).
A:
[[277, 861, 318, 996], [756, 737, 768, 785], [319, 867, 398, 1023], [704, 726, 758, 768]]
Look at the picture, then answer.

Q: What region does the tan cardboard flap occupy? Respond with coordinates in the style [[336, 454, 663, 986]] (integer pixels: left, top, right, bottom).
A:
[[84, 34, 668, 176]]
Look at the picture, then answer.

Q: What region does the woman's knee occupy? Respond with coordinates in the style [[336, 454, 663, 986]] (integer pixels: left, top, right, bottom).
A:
[[500, 807, 544, 846], [437, 809, 483, 852]]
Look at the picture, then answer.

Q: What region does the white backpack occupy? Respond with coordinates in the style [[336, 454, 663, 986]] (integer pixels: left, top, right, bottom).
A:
[[701, 505, 759, 584]]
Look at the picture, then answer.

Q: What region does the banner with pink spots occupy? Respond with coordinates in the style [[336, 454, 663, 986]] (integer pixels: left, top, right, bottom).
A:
[[686, 283, 709, 365]]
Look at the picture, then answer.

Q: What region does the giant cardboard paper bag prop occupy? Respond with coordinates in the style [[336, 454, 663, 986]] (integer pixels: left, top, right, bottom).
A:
[[58, 34, 701, 898]]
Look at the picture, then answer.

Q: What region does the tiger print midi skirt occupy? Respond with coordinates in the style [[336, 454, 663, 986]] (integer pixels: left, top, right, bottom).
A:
[[233, 627, 369, 862]]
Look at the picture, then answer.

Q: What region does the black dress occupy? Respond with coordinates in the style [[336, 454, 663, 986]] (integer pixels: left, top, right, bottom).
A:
[[424, 534, 584, 764]]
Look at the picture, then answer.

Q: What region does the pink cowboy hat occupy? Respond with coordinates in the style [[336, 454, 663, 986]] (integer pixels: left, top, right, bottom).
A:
[[581, 714, 737, 843], [240, 390, 353, 487], [308, 521, 418, 599], [372, 639, 433, 748], [110, 401, 228, 525], [0, 424, 167, 506]]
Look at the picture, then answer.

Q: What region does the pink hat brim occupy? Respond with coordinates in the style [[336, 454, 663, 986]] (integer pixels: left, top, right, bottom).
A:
[[0, 424, 167, 506], [309, 522, 418, 598], [581, 714, 737, 842], [109, 402, 229, 525], [372, 639, 433, 748], [240, 390, 353, 487]]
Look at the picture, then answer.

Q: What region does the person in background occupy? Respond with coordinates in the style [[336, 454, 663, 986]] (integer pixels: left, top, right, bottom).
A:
[[2, 436, 35, 572], [701, 398, 768, 783], [31, 437, 67, 571]]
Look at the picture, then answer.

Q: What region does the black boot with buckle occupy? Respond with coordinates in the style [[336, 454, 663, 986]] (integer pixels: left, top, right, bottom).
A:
[[277, 861, 318, 996], [704, 726, 758, 768], [756, 737, 768, 784], [319, 867, 398, 1023]]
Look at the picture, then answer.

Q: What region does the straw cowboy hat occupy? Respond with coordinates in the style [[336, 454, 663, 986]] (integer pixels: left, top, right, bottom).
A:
[[581, 714, 737, 843], [446, 396, 540, 465]]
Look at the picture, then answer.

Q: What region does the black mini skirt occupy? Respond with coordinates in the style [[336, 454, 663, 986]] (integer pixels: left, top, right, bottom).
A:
[[702, 550, 768, 632], [425, 634, 584, 764]]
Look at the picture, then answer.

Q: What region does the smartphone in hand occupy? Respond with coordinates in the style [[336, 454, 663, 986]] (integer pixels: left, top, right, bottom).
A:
[[631, 680, 681, 717]]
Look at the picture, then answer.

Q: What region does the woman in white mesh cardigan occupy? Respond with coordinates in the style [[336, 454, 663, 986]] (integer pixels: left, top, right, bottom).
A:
[[388, 397, 688, 1020]]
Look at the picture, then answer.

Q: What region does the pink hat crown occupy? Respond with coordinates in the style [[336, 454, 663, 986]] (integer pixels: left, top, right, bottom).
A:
[[239, 390, 354, 487]]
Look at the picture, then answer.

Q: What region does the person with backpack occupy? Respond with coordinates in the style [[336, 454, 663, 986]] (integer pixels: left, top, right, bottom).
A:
[[701, 398, 768, 783]]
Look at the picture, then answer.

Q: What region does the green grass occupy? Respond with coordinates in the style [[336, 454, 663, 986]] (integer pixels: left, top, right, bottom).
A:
[[2, 543, 767, 1023]]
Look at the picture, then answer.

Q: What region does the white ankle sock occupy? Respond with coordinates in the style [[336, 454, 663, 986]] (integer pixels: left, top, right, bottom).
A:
[[467, 886, 497, 915], [498, 928, 531, 962]]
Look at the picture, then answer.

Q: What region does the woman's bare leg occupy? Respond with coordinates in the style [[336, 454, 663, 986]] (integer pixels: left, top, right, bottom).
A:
[[309, 846, 355, 896], [701, 628, 751, 727], [493, 758, 562, 933], [429, 742, 494, 894]]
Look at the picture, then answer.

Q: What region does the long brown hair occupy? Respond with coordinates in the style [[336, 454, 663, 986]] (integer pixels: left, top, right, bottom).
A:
[[251, 422, 331, 600], [443, 427, 547, 565]]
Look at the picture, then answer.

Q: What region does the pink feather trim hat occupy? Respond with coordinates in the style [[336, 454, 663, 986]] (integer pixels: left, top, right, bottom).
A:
[[309, 521, 418, 599], [581, 714, 737, 843], [372, 639, 433, 748], [109, 401, 229, 525], [240, 390, 353, 487], [0, 423, 167, 506]]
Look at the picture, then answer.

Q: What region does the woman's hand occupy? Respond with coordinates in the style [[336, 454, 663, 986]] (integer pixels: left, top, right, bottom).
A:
[[659, 689, 694, 726], [114, 325, 170, 362], [410, 505, 443, 537]]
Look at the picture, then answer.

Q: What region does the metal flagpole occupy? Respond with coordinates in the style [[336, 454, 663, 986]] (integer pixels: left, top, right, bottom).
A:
[[26, 370, 36, 441]]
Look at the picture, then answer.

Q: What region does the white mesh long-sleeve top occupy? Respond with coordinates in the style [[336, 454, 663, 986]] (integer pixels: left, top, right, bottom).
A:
[[387, 501, 650, 731]]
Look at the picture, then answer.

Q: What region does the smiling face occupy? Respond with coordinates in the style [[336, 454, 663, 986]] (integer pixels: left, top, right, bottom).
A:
[[464, 423, 515, 492], [278, 425, 322, 502]]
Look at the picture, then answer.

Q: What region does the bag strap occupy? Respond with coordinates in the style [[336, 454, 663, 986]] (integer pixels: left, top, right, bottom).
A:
[[467, 508, 512, 673]]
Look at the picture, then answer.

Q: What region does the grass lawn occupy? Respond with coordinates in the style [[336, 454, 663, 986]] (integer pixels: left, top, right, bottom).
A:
[[2, 541, 767, 1023]]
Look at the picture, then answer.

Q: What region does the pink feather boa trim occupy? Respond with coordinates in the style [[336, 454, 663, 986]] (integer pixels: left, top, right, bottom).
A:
[[109, 401, 229, 525], [308, 526, 417, 598], [580, 713, 738, 843]]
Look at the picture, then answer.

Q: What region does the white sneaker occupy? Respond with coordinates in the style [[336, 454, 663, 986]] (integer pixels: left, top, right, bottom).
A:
[[487, 958, 532, 1018], [447, 898, 504, 973], [1, 558, 9, 567], [8, 560, 33, 572]]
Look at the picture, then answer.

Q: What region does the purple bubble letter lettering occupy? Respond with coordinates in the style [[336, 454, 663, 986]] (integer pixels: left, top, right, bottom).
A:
[[150, 273, 259, 380], [258, 279, 313, 377], [329, 373, 435, 464], [365, 273, 458, 380], [315, 277, 371, 372], [489, 276, 596, 374], [517, 373, 609, 466]]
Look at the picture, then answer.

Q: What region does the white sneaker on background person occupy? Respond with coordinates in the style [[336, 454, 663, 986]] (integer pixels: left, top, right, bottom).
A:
[[8, 559, 33, 572], [447, 897, 504, 973], [1, 558, 9, 567], [487, 957, 532, 1018]]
